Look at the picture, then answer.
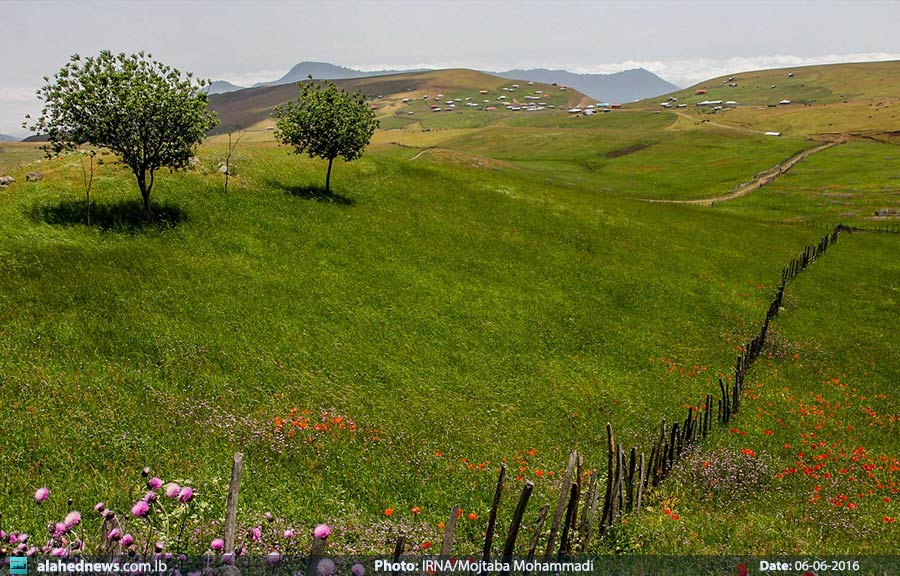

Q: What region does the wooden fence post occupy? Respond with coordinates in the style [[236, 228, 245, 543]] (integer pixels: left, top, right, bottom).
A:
[[483, 463, 507, 560], [544, 450, 578, 560], [441, 505, 460, 556], [501, 480, 534, 561], [224, 452, 243, 553]]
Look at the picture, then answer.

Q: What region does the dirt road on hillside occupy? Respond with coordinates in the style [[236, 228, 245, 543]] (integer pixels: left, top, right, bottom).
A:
[[644, 140, 842, 206]]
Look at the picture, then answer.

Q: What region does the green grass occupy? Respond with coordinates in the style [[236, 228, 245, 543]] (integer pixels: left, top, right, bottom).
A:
[[0, 95, 897, 556], [616, 232, 900, 554], [718, 141, 900, 226]]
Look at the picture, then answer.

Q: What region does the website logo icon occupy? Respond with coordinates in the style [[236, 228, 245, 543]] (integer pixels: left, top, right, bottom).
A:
[[9, 556, 28, 575]]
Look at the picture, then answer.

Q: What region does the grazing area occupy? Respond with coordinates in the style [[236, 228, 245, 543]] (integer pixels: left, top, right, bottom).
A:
[[1, 62, 898, 557]]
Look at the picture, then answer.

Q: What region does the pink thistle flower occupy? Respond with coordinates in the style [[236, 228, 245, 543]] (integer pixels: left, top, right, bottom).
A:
[[131, 500, 150, 517], [210, 538, 224, 551], [52, 522, 68, 538], [94, 502, 106, 513], [250, 527, 262, 542], [283, 529, 295, 539], [148, 477, 163, 491], [34, 488, 50, 503], [178, 487, 194, 503], [64, 511, 81, 529], [51, 547, 68, 557], [351, 564, 365, 576], [313, 524, 330, 539], [164, 483, 181, 499], [143, 491, 157, 503], [121, 534, 134, 547], [107, 528, 122, 541]]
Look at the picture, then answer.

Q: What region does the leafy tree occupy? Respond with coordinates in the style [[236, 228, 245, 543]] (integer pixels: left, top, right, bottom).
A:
[[27, 51, 218, 217], [273, 80, 378, 194]]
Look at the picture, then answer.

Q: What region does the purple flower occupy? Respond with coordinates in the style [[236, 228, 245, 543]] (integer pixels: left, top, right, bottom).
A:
[[64, 511, 81, 529], [351, 564, 365, 576], [51, 547, 68, 557], [19, 533, 30, 544], [34, 487, 50, 503], [131, 500, 150, 517], [52, 522, 68, 538], [141, 467, 151, 477], [148, 477, 163, 491], [283, 529, 295, 539], [210, 538, 224, 552], [178, 487, 194, 503], [313, 524, 330, 539], [143, 491, 157, 503], [8, 533, 17, 544], [94, 502, 106, 513], [107, 528, 121, 540], [250, 527, 262, 542], [263, 512, 274, 523], [316, 558, 335, 576], [164, 483, 181, 499], [121, 534, 134, 547]]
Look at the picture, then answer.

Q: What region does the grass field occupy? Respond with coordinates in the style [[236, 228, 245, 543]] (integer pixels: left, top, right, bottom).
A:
[[0, 63, 898, 557]]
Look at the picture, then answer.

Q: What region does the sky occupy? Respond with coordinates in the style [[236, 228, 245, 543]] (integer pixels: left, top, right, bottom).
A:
[[2, 0, 900, 136]]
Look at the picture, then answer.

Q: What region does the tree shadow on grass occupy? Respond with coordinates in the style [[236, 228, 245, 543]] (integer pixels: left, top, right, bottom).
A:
[[27, 198, 187, 233], [267, 180, 355, 206]]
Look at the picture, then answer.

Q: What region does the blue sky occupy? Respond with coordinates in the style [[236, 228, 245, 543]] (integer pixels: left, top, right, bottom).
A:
[[2, 0, 899, 135]]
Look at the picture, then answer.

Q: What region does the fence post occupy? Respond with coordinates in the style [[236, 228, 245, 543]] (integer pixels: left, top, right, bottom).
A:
[[483, 463, 507, 560], [441, 505, 460, 556], [544, 450, 578, 560], [501, 480, 534, 563], [224, 452, 243, 553]]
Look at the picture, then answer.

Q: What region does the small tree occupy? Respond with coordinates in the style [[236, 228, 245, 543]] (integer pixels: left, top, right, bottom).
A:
[[272, 80, 378, 194], [26, 51, 218, 217]]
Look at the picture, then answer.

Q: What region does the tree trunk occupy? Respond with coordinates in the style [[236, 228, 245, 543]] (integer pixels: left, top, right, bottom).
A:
[[136, 170, 152, 219], [325, 157, 334, 194]]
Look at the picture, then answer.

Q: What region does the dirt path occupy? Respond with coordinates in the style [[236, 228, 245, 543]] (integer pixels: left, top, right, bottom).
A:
[[644, 140, 841, 206], [671, 109, 768, 136]]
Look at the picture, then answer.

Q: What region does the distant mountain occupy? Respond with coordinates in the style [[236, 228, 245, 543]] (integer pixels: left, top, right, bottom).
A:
[[493, 68, 680, 103], [0, 133, 20, 142], [255, 61, 428, 87], [206, 80, 247, 95], [213, 62, 679, 103]]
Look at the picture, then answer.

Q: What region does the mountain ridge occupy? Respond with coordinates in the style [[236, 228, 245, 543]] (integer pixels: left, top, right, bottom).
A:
[[209, 61, 679, 102]]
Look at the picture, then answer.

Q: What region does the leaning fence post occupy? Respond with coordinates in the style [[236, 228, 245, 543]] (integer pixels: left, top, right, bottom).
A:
[[224, 452, 243, 553], [544, 450, 578, 560], [483, 463, 507, 560], [441, 505, 460, 556], [501, 480, 534, 563]]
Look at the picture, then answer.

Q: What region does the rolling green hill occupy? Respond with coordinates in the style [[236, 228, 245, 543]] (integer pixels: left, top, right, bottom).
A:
[[208, 68, 592, 133], [0, 59, 897, 558], [636, 60, 900, 140]]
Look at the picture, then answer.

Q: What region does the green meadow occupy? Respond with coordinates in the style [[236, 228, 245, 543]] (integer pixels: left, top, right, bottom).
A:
[[0, 64, 897, 556]]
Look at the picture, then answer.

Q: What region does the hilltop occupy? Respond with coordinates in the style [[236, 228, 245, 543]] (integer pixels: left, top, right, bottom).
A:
[[206, 61, 679, 102], [0, 133, 20, 142], [208, 68, 592, 133], [638, 60, 900, 139], [494, 67, 679, 102]]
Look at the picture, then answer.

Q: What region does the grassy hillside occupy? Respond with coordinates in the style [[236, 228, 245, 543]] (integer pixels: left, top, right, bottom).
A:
[[210, 68, 591, 133], [637, 61, 900, 139], [0, 60, 897, 557]]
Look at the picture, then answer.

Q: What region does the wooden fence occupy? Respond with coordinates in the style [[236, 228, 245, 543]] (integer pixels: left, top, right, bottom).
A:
[[209, 225, 851, 563]]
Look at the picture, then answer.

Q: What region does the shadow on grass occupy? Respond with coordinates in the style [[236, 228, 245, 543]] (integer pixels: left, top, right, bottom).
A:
[[267, 180, 355, 206], [28, 198, 187, 233]]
